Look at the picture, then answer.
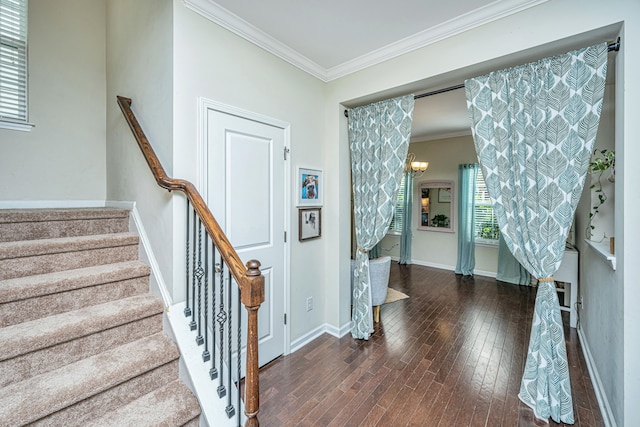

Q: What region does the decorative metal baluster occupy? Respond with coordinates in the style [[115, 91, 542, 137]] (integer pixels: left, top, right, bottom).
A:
[[216, 259, 227, 398], [189, 209, 197, 331], [237, 281, 242, 427], [210, 259, 219, 380], [226, 271, 235, 418], [195, 220, 204, 345], [202, 236, 211, 361], [184, 201, 192, 317]]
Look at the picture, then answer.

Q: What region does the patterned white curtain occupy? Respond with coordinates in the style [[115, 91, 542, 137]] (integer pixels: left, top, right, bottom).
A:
[[348, 95, 414, 340], [465, 42, 608, 423]]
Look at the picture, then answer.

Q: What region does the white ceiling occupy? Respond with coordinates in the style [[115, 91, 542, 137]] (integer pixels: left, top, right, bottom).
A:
[[183, 0, 615, 142]]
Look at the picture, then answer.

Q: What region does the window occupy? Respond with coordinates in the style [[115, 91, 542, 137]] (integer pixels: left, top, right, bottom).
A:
[[474, 169, 499, 243], [388, 175, 405, 234], [0, 0, 29, 130]]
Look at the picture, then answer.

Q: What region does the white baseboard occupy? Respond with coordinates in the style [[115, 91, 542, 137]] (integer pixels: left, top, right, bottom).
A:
[[0, 200, 106, 209], [410, 259, 496, 278], [106, 200, 173, 308], [578, 327, 617, 427], [290, 321, 352, 353], [167, 302, 243, 427]]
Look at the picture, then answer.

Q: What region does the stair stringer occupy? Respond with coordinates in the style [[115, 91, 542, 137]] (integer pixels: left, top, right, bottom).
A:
[[165, 301, 246, 427], [109, 201, 244, 426]]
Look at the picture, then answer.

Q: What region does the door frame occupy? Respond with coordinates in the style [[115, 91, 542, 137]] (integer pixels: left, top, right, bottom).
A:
[[197, 97, 291, 357]]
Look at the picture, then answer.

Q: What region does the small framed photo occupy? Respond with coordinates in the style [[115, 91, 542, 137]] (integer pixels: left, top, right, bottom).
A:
[[438, 188, 451, 203], [299, 208, 321, 241], [297, 167, 323, 206]]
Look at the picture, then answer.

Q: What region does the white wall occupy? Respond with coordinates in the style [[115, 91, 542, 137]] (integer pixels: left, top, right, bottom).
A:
[[105, 0, 174, 299], [324, 1, 640, 425], [584, 84, 616, 242], [0, 0, 106, 202], [380, 136, 499, 275], [172, 1, 327, 343]]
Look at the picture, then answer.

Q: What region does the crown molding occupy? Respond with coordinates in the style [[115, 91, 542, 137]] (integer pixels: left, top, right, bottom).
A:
[[183, 0, 327, 81], [326, 0, 549, 80], [183, 0, 548, 83]]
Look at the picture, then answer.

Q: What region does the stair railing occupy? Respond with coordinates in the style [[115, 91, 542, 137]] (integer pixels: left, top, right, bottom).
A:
[[117, 96, 263, 427]]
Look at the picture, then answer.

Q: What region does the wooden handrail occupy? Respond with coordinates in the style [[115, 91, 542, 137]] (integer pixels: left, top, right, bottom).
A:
[[117, 96, 263, 427]]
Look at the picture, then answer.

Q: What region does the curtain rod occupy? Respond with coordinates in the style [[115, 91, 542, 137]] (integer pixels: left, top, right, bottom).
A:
[[344, 38, 620, 118]]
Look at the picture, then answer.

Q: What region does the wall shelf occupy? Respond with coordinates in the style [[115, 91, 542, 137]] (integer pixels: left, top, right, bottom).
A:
[[585, 239, 616, 270]]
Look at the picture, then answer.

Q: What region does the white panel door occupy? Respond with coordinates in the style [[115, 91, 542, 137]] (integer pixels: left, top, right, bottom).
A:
[[207, 109, 285, 368]]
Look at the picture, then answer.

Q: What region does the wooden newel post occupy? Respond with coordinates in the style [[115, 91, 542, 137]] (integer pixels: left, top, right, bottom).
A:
[[242, 260, 264, 427]]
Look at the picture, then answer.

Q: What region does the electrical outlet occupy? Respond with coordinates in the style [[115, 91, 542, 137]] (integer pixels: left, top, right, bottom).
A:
[[306, 297, 313, 312]]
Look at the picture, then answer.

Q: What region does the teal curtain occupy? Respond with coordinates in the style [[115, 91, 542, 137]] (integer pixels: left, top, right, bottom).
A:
[[465, 42, 608, 423], [399, 172, 413, 264], [497, 233, 531, 285], [369, 243, 381, 259], [455, 164, 478, 275], [348, 95, 414, 340]]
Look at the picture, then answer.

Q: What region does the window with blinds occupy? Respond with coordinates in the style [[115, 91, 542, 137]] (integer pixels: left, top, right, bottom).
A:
[[0, 0, 28, 127], [388, 174, 405, 233], [474, 169, 499, 242]]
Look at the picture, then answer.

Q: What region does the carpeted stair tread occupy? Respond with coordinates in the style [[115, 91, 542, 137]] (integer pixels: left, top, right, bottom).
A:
[[0, 208, 129, 223], [85, 379, 201, 427], [0, 314, 163, 388], [0, 293, 164, 362], [0, 208, 130, 243], [0, 260, 150, 304], [0, 232, 139, 260], [0, 332, 179, 426]]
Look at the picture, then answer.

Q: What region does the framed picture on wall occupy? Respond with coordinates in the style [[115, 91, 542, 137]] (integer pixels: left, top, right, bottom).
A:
[[297, 167, 323, 206], [438, 188, 451, 203], [299, 208, 321, 241]]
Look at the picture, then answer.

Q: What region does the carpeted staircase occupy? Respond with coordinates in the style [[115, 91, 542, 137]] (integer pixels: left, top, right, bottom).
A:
[[0, 208, 201, 426]]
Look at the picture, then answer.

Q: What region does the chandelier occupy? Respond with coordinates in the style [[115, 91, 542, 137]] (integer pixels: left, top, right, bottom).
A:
[[404, 152, 428, 178]]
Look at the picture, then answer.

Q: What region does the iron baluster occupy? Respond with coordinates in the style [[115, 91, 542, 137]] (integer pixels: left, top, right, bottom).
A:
[[184, 201, 192, 317], [195, 220, 204, 345], [237, 280, 242, 427], [216, 259, 227, 398], [189, 209, 197, 331], [226, 270, 235, 418], [202, 236, 211, 361], [210, 260, 220, 380]]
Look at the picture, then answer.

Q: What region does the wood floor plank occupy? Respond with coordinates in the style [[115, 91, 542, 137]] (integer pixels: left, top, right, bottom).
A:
[[257, 264, 604, 426]]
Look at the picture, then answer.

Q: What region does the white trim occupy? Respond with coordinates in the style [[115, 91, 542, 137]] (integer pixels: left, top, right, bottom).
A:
[[290, 321, 352, 353], [184, 0, 326, 81], [327, 321, 353, 338], [290, 324, 326, 353], [107, 201, 173, 307], [412, 129, 472, 143], [326, 0, 548, 81], [167, 301, 243, 427], [198, 97, 292, 358], [0, 200, 106, 209], [585, 239, 616, 270], [578, 327, 617, 427], [0, 120, 34, 132], [184, 0, 548, 82], [411, 258, 497, 278]]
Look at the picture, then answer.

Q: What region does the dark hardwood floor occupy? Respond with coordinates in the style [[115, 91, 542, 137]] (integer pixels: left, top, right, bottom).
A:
[[258, 263, 603, 427]]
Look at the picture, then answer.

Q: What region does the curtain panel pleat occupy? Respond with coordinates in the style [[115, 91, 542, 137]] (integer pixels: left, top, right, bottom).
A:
[[399, 172, 413, 264], [348, 95, 414, 340], [497, 233, 531, 285], [465, 42, 608, 423], [455, 163, 478, 275]]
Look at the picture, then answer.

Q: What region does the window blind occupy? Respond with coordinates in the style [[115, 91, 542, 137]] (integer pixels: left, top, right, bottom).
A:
[[389, 175, 405, 233], [474, 169, 499, 240], [0, 0, 28, 123]]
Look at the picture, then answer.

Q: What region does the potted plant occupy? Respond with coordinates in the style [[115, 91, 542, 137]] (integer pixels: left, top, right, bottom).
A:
[[585, 148, 615, 239]]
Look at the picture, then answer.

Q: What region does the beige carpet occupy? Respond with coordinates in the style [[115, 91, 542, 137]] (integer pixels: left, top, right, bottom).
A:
[[383, 288, 409, 304]]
